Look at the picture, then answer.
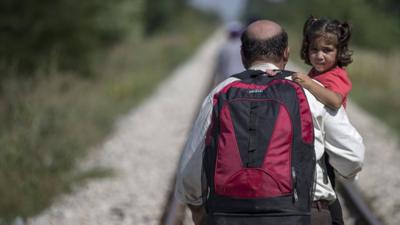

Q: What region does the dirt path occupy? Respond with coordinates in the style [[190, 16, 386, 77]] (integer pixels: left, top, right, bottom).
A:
[[27, 30, 399, 225], [346, 102, 400, 225], [27, 30, 225, 225]]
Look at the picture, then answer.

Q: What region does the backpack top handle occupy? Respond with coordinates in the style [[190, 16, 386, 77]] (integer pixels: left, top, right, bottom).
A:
[[232, 69, 295, 81]]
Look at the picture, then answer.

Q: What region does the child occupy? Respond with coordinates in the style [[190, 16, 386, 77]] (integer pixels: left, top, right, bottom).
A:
[[292, 16, 353, 110], [292, 16, 354, 225]]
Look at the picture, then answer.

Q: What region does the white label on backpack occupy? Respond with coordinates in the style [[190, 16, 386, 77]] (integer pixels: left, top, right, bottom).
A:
[[248, 89, 263, 94]]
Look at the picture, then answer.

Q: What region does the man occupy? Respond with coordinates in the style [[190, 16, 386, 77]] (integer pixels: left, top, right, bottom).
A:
[[175, 20, 365, 225], [213, 21, 244, 86]]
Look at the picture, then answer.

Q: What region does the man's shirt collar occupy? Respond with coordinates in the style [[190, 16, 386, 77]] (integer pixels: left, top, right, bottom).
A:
[[249, 63, 279, 71]]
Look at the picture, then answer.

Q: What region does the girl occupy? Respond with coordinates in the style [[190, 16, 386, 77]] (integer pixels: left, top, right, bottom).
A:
[[293, 16, 354, 225], [293, 16, 353, 110]]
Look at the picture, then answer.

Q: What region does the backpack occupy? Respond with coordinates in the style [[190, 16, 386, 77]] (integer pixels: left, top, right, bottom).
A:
[[203, 69, 316, 225]]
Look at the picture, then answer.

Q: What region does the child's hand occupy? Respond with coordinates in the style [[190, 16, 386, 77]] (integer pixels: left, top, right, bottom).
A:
[[292, 73, 313, 89]]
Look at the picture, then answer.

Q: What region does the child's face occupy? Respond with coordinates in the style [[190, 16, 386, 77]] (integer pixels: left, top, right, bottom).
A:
[[308, 37, 338, 73]]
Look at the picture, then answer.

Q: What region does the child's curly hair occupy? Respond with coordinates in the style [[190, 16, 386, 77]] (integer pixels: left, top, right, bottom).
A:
[[300, 16, 353, 67]]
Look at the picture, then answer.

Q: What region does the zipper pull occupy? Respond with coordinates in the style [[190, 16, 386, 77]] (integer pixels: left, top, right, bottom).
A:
[[293, 188, 298, 202], [292, 167, 298, 203], [292, 167, 296, 181]]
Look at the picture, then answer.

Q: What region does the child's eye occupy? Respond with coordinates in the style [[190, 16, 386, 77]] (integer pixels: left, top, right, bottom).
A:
[[322, 48, 335, 53]]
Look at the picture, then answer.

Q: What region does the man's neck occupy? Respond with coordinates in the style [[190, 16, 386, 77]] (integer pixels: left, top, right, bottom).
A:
[[249, 61, 282, 71]]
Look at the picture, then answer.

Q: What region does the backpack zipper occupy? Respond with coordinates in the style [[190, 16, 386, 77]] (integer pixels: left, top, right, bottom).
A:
[[292, 167, 298, 202]]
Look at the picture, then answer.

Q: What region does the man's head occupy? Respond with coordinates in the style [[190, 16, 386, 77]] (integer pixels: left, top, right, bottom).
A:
[[240, 20, 289, 69]]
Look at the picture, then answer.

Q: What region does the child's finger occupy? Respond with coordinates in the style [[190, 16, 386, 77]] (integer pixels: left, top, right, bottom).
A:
[[292, 74, 299, 82]]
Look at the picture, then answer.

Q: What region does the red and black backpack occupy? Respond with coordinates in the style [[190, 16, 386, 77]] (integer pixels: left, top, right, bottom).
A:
[[203, 70, 316, 225]]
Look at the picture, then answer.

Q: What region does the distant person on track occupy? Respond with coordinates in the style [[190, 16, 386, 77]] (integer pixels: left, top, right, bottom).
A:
[[290, 16, 355, 225], [213, 22, 244, 86], [175, 20, 364, 225]]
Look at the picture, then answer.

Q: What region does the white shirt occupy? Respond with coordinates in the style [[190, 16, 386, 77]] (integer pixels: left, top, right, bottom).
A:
[[175, 63, 365, 206]]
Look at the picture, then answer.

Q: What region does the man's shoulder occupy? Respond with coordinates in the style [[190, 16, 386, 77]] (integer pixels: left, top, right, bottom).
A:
[[302, 88, 326, 117], [209, 77, 240, 97], [304, 87, 349, 121]]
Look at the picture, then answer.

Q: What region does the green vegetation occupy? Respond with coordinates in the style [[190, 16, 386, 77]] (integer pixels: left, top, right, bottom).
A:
[[244, 0, 400, 139], [349, 51, 400, 133], [245, 0, 400, 51], [0, 0, 217, 222], [0, 0, 141, 77]]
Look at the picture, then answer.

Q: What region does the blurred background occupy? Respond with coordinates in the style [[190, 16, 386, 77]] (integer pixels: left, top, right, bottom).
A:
[[0, 0, 399, 223]]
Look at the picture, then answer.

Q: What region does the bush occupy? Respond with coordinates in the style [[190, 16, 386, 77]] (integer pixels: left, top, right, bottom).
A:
[[0, 4, 218, 222], [0, 0, 143, 77], [244, 0, 400, 51]]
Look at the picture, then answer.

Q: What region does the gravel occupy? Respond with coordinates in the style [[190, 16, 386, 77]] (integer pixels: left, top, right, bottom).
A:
[[27, 31, 225, 225], [347, 102, 400, 225]]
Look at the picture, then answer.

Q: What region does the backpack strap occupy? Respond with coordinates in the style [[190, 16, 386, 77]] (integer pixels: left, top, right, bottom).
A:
[[231, 70, 266, 80], [324, 153, 337, 188], [276, 70, 296, 78], [231, 69, 295, 80], [318, 153, 331, 185]]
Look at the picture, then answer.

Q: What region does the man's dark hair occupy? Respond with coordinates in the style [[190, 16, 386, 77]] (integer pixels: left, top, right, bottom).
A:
[[240, 28, 288, 69]]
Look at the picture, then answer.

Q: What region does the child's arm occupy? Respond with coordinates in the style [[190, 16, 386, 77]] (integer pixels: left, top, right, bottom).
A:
[[292, 73, 343, 110]]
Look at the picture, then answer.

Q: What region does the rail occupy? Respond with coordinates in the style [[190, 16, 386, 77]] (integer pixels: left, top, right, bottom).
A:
[[339, 181, 383, 225], [160, 181, 383, 225], [159, 73, 383, 225]]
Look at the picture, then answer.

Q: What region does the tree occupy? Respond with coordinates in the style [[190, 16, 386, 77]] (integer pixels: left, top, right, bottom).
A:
[[0, 0, 142, 77], [143, 0, 187, 36]]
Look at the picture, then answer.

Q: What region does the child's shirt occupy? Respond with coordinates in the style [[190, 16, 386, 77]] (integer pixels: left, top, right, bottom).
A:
[[309, 66, 352, 108]]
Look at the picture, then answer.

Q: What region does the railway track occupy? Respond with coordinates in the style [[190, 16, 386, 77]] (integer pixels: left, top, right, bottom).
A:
[[339, 181, 382, 225], [160, 179, 383, 225], [159, 77, 383, 225], [160, 65, 383, 225]]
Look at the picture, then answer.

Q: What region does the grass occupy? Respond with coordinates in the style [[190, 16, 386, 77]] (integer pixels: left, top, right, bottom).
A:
[[349, 51, 400, 134], [0, 8, 217, 223]]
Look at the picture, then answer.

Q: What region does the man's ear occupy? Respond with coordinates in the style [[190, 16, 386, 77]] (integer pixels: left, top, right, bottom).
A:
[[240, 47, 248, 69], [283, 47, 290, 63]]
